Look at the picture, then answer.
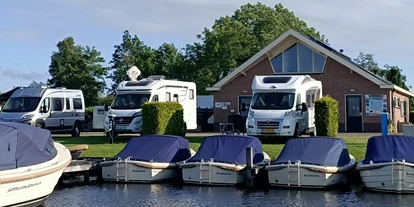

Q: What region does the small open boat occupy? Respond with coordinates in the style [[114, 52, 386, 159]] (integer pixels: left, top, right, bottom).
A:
[[0, 122, 72, 207], [266, 137, 356, 188], [100, 135, 195, 183], [180, 135, 270, 186], [356, 135, 414, 193]]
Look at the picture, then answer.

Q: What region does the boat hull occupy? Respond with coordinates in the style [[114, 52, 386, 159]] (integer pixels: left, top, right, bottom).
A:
[[180, 162, 246, 186], [357, 160, 414, 193], [266, 155, 356, 188], [100, 160, 179, 183], [0, 142, 71, 207]]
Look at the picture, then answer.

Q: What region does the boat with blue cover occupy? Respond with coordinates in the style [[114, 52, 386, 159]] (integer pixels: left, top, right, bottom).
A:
[[265, 137, 356, 188], [180, 135, 270, 186], [100, 135, 196, 183], [0, 122, 72, 207], [356, 135, 414, 193]]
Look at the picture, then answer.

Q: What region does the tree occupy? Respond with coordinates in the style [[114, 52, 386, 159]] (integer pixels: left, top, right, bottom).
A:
[[354, 52, 412, 110], [108, 30, 155, 91], [152, 43, 185, 79], [186, 2, 327, 94], [48, 37, 108, 106]]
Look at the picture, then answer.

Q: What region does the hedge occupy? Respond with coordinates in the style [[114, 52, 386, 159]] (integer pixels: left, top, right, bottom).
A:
[[314, 95, 339, 137], [142, 102, 185, 136]]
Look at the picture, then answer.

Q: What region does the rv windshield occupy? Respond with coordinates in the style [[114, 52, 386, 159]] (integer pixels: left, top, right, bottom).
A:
[[111, 94, 151, 110], [251, 92, 295, 110], [2, 97, 41, 112]]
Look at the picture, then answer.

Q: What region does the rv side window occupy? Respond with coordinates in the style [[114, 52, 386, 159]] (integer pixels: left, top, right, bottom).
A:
[[53, 98, 64, 111], [189, 89, 194, 99], [173, 94, 178, 102], [40, 98, 50, 112], [73, 98, 83, 110], [166, 92, 171, 102], [65, 98, 70, 110], [151, 95, 159, 102]]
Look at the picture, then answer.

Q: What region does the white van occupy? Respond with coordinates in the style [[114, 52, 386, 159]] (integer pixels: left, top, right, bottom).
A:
[[104, 66, 197, 135], [0, 86, 85, 137], [244, 75, 322, 137]]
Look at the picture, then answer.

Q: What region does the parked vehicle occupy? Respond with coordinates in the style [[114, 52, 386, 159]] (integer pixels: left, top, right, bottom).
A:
[[103, 66, 197, 136], [0, 85, 85, 137], [244, 75, 322, 138]]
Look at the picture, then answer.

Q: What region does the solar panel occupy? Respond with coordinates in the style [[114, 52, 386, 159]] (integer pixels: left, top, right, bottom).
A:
[[124, 81, 152, 86], [263, 77, 291, 84]]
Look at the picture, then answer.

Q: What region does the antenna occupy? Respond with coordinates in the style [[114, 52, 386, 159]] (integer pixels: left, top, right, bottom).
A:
[[127, 66, 141, 81]]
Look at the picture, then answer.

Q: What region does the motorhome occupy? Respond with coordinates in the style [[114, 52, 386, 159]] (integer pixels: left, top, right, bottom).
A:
[[0, 85, 85, 137], [244, 75, 322, 137], [103, 66, 197, 135]]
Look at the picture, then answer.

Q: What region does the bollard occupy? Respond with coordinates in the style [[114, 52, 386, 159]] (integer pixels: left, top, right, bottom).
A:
[[246, 147, 254, 187], [381, 113, 389, 136]]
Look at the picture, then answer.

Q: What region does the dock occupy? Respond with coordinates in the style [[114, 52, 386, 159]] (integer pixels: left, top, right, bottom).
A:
[[61, 158, 105, 184]]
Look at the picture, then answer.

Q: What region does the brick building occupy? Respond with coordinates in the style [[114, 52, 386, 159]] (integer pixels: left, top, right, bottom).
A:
[[206, 29, 414, 133]]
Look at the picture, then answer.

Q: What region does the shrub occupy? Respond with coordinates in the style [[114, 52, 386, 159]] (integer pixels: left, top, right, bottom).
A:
[[314, 95, 339, 137], [142, 102, 185, 136], [85, 106, 94, 119]]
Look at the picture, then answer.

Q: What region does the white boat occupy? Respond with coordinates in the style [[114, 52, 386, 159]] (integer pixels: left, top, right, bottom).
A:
[[266, 137, 356, 188], [100, 135, 196, 183], [180, 135, 271, 186], [356, 135, 414, 193], [0, 122, 72, 207]]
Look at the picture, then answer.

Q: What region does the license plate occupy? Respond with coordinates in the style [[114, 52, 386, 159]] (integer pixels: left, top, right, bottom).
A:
[[262, 129, 274, 134], [115, 125, 127, 130]]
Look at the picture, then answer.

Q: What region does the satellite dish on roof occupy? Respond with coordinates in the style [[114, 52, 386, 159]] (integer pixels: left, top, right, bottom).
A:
[[127, 66, 141, 81]]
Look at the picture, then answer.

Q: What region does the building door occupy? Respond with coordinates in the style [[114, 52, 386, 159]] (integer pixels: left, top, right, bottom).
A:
[[346, 95, 363, 132], [239, 96, 252, 129]]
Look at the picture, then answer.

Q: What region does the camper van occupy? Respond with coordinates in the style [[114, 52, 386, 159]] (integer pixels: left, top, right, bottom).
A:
[[244, 75, 322, 138], [103, 66, 197, 135], [0, 86, 85, 137]]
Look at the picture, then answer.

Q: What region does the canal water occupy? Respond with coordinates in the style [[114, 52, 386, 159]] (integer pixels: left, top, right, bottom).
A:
[[44, 178, 414, 207]]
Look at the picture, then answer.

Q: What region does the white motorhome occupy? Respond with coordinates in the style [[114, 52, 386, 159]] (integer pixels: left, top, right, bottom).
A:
[[0, 86, 85, 137], [103, 66, 197, 135], [244, 75, 322, 137]]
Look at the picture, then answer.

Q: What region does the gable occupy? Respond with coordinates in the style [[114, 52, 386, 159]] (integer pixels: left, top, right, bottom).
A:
[[270, 42, 327, 74]]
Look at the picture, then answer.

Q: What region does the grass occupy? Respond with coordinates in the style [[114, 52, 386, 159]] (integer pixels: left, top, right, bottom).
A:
[[53, 136, 369, 161]]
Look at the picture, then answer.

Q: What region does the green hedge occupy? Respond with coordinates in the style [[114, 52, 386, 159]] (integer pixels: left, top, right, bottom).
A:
[[314, 95, 339, 137], [142, 102, 185, 136], [85, 106, 94, 119]]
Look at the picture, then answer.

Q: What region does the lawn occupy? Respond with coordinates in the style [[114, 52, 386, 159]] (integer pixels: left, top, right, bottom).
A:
[[53, 136, 369, 161]]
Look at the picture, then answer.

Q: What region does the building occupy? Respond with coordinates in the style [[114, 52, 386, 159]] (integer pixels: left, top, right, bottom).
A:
[[206, 29, 414, 133]]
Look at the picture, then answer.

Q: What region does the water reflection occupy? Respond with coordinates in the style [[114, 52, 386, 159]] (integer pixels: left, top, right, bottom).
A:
[[45, 182, 414, 207]]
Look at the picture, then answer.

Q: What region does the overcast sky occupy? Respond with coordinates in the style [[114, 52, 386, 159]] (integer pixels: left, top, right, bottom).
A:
[[1, 0, 413, 92]]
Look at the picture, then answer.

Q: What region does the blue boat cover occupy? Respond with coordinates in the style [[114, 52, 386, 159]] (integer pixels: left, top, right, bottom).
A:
[[187, 135, 265, 164], [362, 135, 414, 164], [115, 135, 191, 163], [272, 137, 351, 167], [0, 122, 57, 171]]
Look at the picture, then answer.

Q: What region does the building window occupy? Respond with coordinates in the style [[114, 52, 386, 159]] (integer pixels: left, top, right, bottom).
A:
[[271, 42, 327, 74]]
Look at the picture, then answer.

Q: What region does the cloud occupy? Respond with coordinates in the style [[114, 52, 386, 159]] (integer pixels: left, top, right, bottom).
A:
[[0, 67, 48, 81]]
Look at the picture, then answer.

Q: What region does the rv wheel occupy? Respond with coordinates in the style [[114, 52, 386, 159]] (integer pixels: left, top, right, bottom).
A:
[[71, 123, 81, 137], [34, 123, 44, 128]]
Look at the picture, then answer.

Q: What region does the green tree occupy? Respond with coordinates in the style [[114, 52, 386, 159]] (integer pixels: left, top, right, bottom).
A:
[[186, 2, 327, 94], [152, 43, 185, 79], [353, 52, 385, 76], [48, 37, 108, 106], [108, 30, 155, 91]]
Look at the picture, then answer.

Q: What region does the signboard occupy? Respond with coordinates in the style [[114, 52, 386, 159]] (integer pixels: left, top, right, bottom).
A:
[[365, 95, 387, 116]]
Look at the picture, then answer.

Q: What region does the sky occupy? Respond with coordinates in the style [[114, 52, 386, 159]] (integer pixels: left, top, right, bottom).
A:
[[1, 0, 414, 93]]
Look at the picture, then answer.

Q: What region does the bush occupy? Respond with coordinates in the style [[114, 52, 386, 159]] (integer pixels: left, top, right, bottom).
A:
[[314, 95, 339, 137], [142, 102, 185, 136], [85, 106, 94, 119]]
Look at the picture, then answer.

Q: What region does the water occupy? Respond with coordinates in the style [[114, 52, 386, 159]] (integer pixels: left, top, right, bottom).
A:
[[44, 179, 414, 207]]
